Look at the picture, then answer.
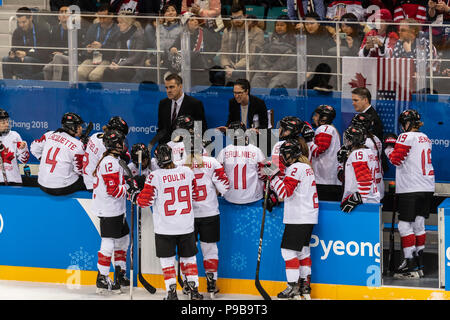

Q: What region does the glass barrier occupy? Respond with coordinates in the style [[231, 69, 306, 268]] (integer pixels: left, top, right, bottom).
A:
[[0, 8, 448, 94]]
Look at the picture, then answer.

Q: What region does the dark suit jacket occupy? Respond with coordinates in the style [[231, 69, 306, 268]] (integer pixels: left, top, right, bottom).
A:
[[226, 95, 268, 129], [363, 105, 383, 142], [157, 94, 207, 144]]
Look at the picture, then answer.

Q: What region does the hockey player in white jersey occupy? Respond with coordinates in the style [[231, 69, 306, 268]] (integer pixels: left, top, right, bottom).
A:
[[384, 109, 435, 279], [269, 139, 318, 300], [351, 112, 384, 199], [176, 140, 230, 298], [271, 116, 312, 176], [306, 104, 342, 201], [83, 116, 129, 191], [340, 125, 380, 213], [128, 143, 151, 177], [216, 121, 266, 204], [136, 143, 203, 300], [0, 109, 30, 185], [30, 112, 85, 195], [92, 130, 134, 294]]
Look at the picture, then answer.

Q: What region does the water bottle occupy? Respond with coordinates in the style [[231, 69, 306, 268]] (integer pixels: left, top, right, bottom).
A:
[[23, 165, 31, 177]]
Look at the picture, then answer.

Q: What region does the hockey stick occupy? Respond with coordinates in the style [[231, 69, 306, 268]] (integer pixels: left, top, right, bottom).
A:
[[147, 130, 166, 154], [80, 122, 93, 146], [129, 187, 135, 299], [255, 179, 272, 300], [386, 192, 397, 276], [136, 151, 157, 294], [118, 159, 157, 294]]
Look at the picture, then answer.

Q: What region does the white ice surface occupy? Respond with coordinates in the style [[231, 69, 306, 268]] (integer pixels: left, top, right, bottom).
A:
[[0, 280, 263, 300]]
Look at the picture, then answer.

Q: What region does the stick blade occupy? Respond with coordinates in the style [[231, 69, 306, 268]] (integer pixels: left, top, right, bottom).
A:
[[139, 273, 156, 294], [255, 277, 271, 300]]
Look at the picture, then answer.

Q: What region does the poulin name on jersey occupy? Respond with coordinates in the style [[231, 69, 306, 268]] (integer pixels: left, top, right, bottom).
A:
[[224, 150, 256, 159], [162, 172, 187, 184], [48, 133, 79, 151]]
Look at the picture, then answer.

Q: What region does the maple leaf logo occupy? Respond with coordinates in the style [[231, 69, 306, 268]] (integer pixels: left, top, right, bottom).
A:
[[348, 73, 371, 88], [1, 147, 15, 164]]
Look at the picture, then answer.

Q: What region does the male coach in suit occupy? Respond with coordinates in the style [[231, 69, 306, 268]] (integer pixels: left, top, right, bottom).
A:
[[351, 87, 383, 141], [157, 73, 207, 144], [225, 79, 268, 129]]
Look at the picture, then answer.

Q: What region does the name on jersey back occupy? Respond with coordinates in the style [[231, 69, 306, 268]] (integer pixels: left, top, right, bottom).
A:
[[224, 150, 256, 160], [162, 172, 187, 183], [49, 133, 78, 150]]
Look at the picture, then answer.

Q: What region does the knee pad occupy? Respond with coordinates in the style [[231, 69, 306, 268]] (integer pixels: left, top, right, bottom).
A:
[[398, 220, 414, 237], [298, 246, 310, 260], [99, 237, 115, 257], [114, 234, 130, 252], [281, 248, 298, 261], [159, 256, 176, 269], [200, 242, 218, 260], [413, 216, 426, 236]]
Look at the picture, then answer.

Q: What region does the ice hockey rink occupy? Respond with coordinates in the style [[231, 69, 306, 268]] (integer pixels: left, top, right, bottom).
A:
[[0, 279, 264, 300]]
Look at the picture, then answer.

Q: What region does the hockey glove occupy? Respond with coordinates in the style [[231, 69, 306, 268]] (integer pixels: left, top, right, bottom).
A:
[[127, 186, 140, 204], [383, 133, 398, 149], [337, 168, 344, 183], [340, 192, 363, 213], [300, 123, 315, 143], [264, 189, 279, 212], [132, 175, 146, 190], [337, 145, 350, 164]]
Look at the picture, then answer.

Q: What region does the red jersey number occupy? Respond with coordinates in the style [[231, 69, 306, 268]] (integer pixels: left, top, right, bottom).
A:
[[163, 185, 192, 216]]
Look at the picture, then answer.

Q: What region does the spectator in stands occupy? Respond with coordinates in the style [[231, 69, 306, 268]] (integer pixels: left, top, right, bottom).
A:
[[325, 0, 365, 21], [219, 4, 264, 82], [393, 0, 428, 23], [2, 7, 51, 80], [78, 5, 120, 82], [102, 13, 145, 83], [392, 18, 439, 72], [43, 6, 78, 81], [287, 0, 326, 21], [168, 13, 221, 86], [427, 0, 450, 53], [302, 62, 334, 91], [109, 0, 158, 15], [50, 0, 77, 11], [251, 15, 297, 89], [333, 13, 364, 56], [359, 8, 399, 57], [182, 0, 222, 18], [302, 12, 336, 86], [139, 3, 183, 82]]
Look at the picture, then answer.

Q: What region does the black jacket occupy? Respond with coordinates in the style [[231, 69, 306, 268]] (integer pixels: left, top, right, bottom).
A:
[[363, 105, 383, 142], [157, 94, 208, 144], [11, 22, 51, 63], [226, 95, 268, 129]]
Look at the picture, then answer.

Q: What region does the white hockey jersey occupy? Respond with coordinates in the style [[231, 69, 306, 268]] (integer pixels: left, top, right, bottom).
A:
[[30, 130, 84, 189], [309, 124, 341, 185], [343, 147, 380, 203], [175, 156, 230, 218], [216, 144, 266, 204], [150, 141, 187, 171], [0, 131, 30, 184], [385, 131, 435, 194], [137, 166, 197, 235], [270, 161, 319, 225], [365, 135, 384, 198], [271, 139, 313, 177], [91, 154, 127, 217], [83, 132, 106, 190]]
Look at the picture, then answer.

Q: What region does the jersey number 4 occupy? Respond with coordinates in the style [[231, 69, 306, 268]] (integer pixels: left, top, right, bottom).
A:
[[164, 185, 192, 216], [45, 147, 61, 173]]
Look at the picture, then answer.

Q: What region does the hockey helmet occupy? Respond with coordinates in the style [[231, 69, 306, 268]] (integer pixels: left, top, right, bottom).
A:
[[106, 116, 129, 136], [278, 116, 303, 138], [154, 143, 173, 168], [280, 139, 303, 165], [351, 112, 374, 134], [227, 121, 247, 145], [0, 108, 10, 136], [175, 114, 194, 132], [399, 109, 421, 132], [131, 143, 150, 166], [103, 129, 125, 152], [313, 104, 336, 125], [61, 112, 83, 133], [343, 125, 366, 148]]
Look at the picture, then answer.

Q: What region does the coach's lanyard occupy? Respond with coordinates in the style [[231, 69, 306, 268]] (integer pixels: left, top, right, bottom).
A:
[[23, 24, 36, 48], [96, 25, 112, 46]]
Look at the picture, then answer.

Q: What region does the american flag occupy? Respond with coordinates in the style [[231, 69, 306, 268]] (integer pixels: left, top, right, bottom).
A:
[[375, 58, 415, 133]]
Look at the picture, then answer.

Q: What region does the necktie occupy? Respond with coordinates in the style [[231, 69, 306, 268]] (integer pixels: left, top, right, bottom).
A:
[[171, 101, 178, 125]]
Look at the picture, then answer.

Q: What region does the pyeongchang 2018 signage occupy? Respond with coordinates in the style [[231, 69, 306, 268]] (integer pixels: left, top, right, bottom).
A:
[[310, 202, 382, 287]]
